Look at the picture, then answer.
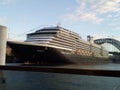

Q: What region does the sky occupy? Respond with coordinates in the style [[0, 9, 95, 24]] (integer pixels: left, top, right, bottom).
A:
[[0, 0, 120, 41]]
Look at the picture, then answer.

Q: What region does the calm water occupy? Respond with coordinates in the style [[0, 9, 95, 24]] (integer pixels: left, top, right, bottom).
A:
[[0, 63, 120, 90]]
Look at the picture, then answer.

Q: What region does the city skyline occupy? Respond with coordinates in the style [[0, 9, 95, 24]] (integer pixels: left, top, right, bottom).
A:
[[0, 0, 120, 41]]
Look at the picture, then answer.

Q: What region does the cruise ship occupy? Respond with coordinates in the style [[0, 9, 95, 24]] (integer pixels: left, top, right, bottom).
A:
[[7, 26, 110, 64]]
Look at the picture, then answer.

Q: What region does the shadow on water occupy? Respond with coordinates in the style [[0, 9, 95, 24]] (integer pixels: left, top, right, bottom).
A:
[[0, 70, 120, 90], [1, 62, 120, 90]]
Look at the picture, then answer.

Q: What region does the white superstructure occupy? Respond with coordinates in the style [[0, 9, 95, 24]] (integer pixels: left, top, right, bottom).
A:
[[25, 26, 108, 58]]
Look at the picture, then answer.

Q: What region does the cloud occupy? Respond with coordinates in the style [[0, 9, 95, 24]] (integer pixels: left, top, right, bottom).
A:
[[98, 0, 120, 14], [63, 0, 120, 24], [0, 0, 14, 5], [64, 12, 103, 24], [0, 17, 7, 24]]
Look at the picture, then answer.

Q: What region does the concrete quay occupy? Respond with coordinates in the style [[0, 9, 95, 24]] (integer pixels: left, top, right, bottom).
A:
[[0, 63, 120, 77]]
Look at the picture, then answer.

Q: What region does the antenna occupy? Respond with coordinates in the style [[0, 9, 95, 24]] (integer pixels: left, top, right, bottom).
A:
[[57, 22, 61, 27]]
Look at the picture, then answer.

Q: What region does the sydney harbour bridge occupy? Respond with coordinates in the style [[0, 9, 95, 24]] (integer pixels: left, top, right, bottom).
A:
[[94, 38, 120, 61]]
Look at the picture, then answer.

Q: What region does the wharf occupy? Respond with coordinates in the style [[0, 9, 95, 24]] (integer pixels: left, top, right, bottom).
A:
[[0, 63, 120, 77]]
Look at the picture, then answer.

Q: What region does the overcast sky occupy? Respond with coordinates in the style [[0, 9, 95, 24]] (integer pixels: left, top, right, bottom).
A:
[[0, 0, 120, 41]]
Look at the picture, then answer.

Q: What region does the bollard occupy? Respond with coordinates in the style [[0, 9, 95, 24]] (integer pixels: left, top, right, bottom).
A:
[[0, 25, 7, 65]]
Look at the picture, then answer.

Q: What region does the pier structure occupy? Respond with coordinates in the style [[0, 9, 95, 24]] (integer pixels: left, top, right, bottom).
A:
[[0, 25, 7, 65]]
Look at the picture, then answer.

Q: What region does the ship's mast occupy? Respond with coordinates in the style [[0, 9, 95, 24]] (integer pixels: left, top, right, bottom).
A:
[[56, 22, 61, 27]]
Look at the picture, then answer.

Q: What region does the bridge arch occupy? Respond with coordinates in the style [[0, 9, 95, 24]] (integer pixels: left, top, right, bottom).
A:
[[94, 38, 120, 51]]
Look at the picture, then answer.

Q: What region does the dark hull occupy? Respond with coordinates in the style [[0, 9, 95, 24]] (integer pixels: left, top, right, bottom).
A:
[[7, 41, 111, 65]]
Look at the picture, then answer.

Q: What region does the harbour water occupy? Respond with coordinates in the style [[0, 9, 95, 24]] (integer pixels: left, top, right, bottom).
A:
[[0, 63, 120, 90]]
